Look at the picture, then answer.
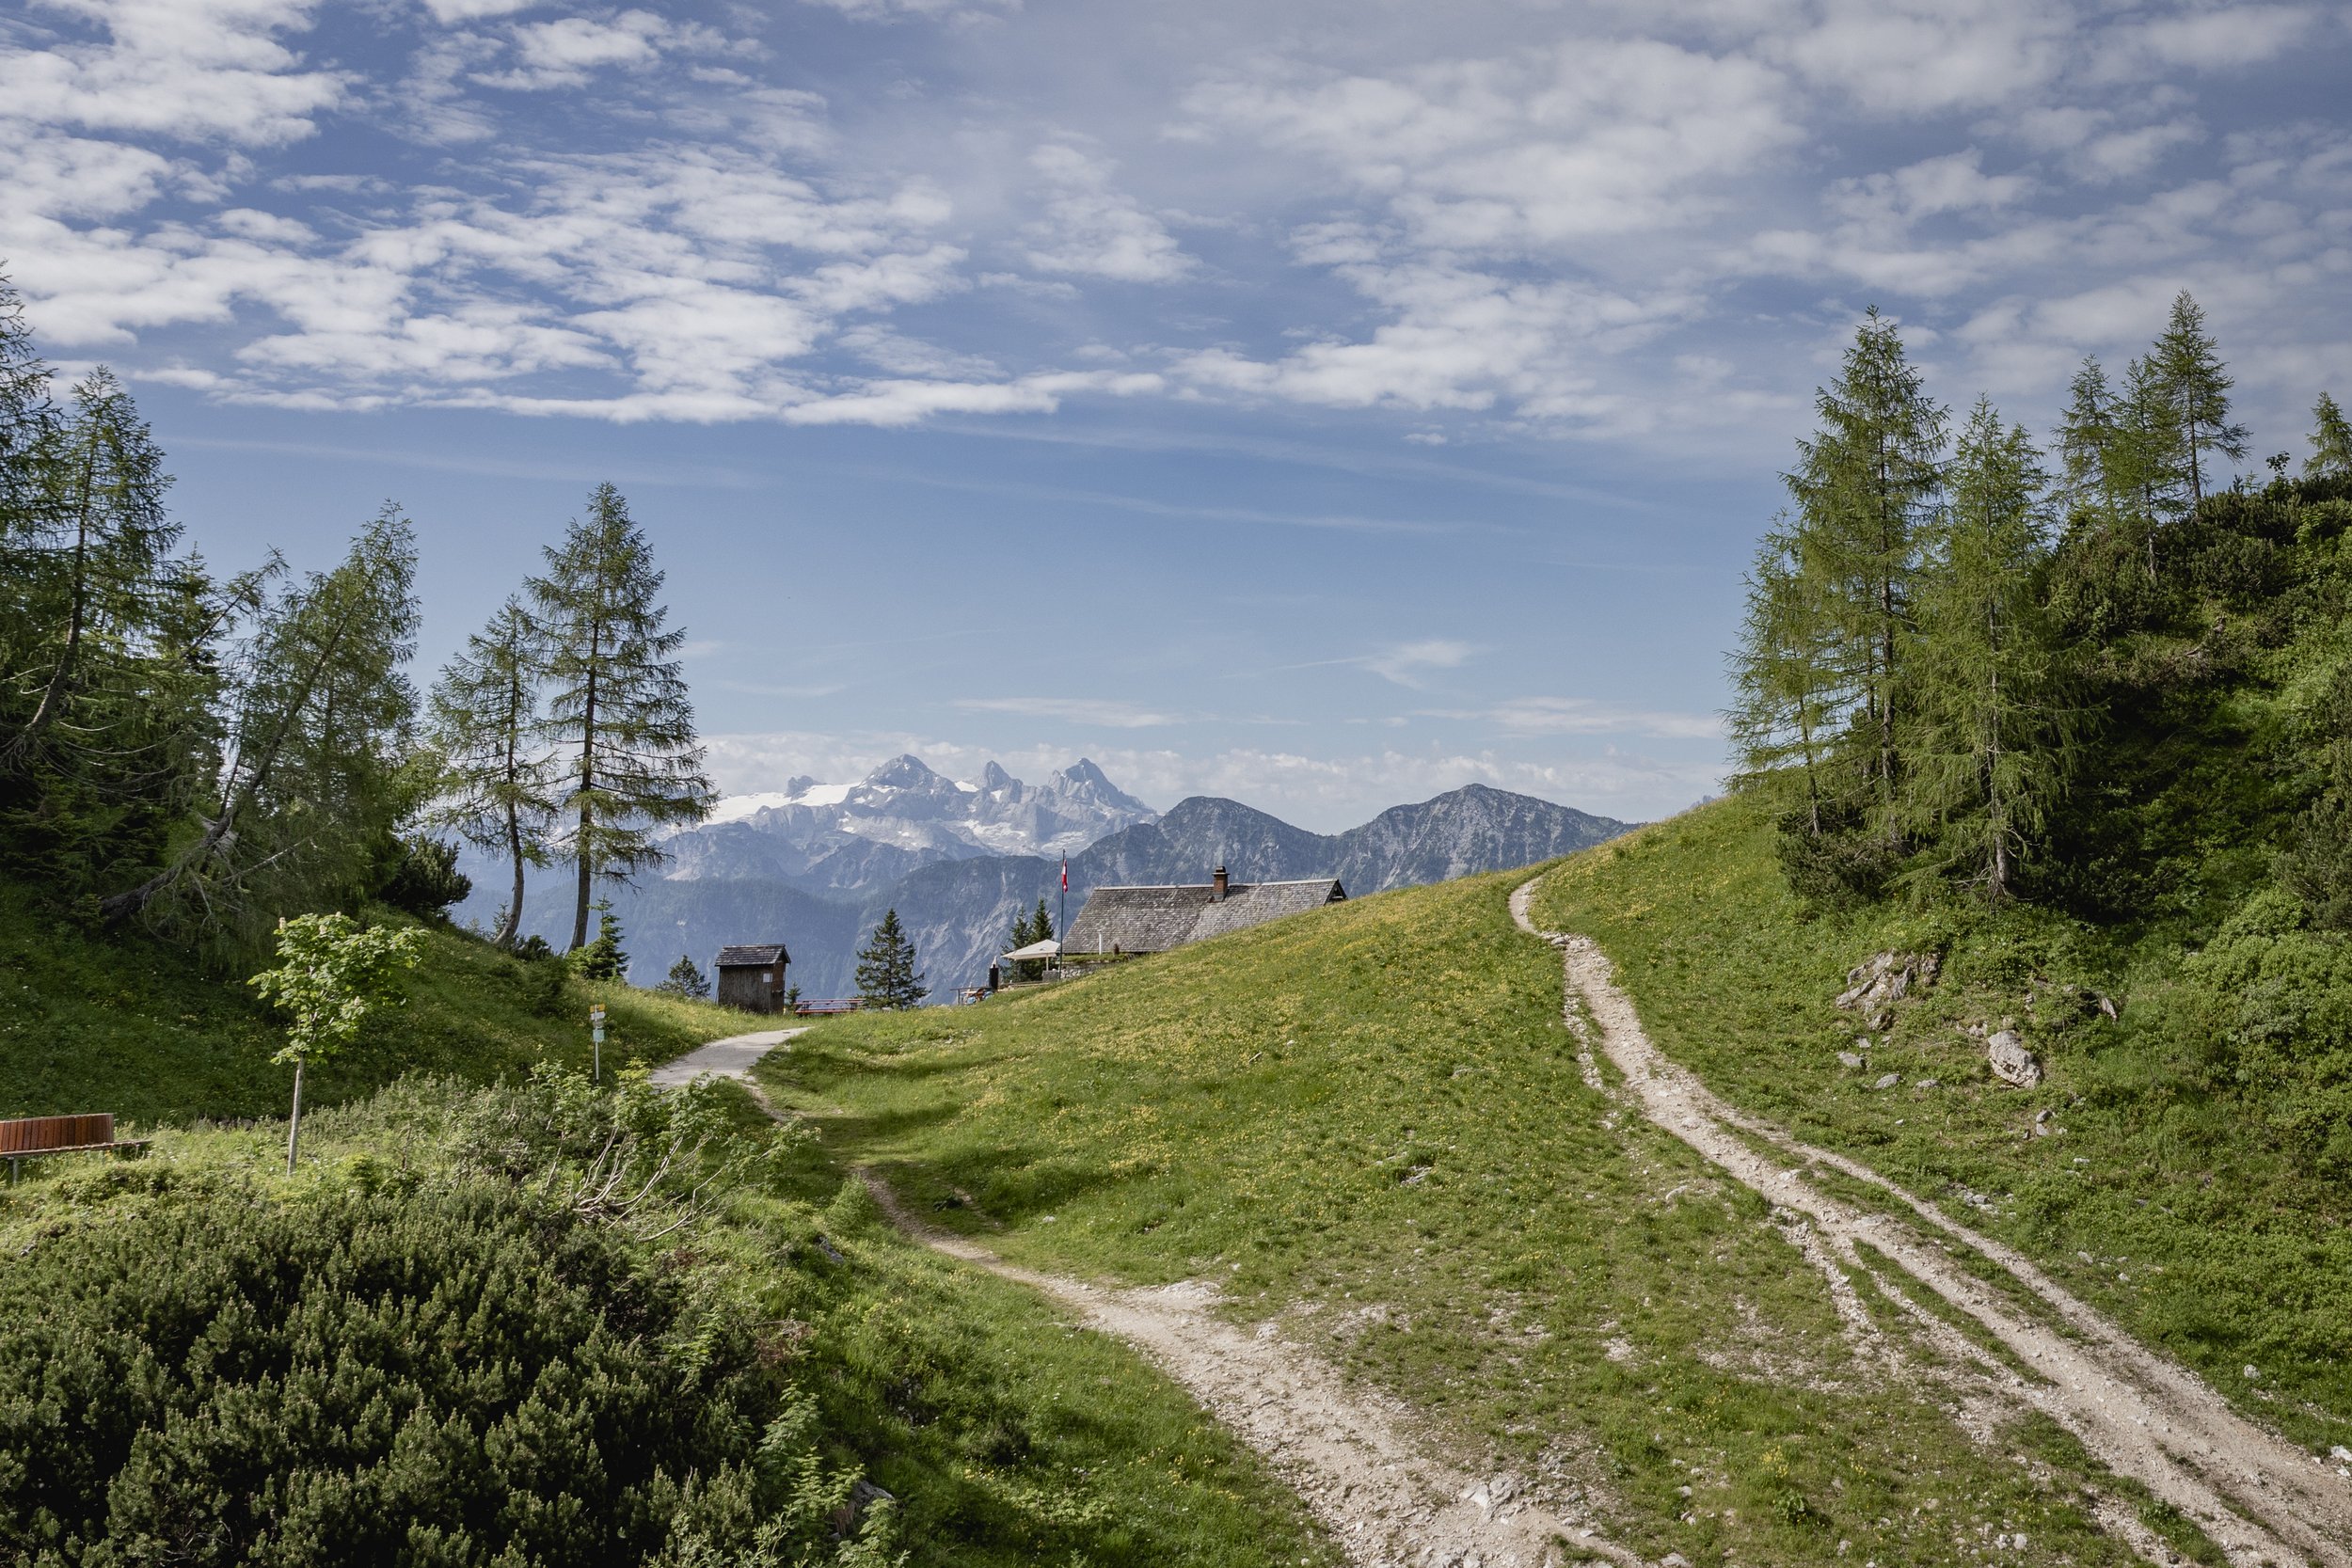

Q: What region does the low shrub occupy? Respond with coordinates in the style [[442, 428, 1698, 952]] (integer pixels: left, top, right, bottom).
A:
[[0, 1173, 897, 1567]]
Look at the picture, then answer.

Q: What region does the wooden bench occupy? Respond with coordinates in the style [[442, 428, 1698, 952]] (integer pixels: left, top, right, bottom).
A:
[[1, 1114, 150, 1182]]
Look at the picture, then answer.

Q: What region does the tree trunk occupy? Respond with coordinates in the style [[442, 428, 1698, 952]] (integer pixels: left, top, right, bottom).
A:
[[284, 1055, 306, 1176], [499, 801, 524, 950], [100, 590, 358, 925], [5, 433, 100, 767], [569, 634, 600, 953]]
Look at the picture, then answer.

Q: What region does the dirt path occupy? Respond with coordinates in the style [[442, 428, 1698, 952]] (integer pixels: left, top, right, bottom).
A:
[[1511, 879, 2352, 1568], [855, 1171, 1641, 1568], [646, 1025, 803, 1088]]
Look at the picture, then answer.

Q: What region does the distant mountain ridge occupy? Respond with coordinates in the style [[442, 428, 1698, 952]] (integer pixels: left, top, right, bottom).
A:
[[455, 759, 1634, 998], [659, 755, 1157, 895]]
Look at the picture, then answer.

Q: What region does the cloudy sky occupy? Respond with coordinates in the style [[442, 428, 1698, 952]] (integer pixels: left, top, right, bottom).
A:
[[5, 0, 2348, 828]]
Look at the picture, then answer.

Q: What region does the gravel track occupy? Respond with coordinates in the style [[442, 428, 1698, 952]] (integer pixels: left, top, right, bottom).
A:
[[855, 1170, 1637, 1568], [1512, 878, 2352, 1568]]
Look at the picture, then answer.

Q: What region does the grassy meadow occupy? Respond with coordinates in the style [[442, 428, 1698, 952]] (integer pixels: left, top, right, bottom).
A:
[[0, 1069, 1339, 1567], [1530, 796, 2352, 1459], [762, 868, 2184, 1567], [0, 887, 745, 1127]]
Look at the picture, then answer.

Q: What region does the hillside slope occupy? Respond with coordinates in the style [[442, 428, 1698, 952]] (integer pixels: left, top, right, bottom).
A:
[[0, 892, 1340, 1568], [762, 869, 2223, 1568], [1530, 798, 2352, 1453], [0, 888, 743, 1125]]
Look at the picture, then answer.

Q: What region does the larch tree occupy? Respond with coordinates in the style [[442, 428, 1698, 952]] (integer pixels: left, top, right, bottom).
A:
[[527, 483, 712, 951], [2151, 291, 2248, 511], [1781, 308, 1947, 832], [2308, 392, 2352, 480], [102, 506, 419, 955], [1727, 516, 1847, 834], [427, 596, 556, 949], [2056, 356, 2122, 520], [1903, 399, 2073, 905], [2, 370, 179, 771]]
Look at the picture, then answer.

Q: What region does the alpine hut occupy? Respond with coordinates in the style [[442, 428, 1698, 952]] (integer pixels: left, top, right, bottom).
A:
[[1062, 865, 1344, 957], [714, 943, 791, 1013]]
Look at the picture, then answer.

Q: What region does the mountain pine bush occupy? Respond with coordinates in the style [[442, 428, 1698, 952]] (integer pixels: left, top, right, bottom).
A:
[[0, 1173, 898, 1566]]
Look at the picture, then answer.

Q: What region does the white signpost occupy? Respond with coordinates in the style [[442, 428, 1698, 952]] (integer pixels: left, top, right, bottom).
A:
[[589, 1003, 606, 1083]]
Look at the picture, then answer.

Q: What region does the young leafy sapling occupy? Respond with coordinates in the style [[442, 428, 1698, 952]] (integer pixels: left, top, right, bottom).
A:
[[249, 913, 425, 1173]]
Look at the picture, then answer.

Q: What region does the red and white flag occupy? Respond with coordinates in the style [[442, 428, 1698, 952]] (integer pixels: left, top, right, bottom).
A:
[[1060, 858, 1069, 890]]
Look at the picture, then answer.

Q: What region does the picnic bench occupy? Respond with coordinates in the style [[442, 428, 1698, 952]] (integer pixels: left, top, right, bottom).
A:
[[1, 1114, 150, 1182]]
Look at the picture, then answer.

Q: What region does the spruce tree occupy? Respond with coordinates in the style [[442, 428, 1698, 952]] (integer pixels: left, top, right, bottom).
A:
[[1031, 895, 1054, 942], [427, 597, 556, 948], [2308, 392, 2352, 480], [658, 955, 710, 999], [2150, 291, 2248, 510], [527, 483, 712, 951], [855, 908, 927, 1009], [1903, 399, 2072, 904], [574, 899, 628, 981], [1781, 309, 1947, 832]]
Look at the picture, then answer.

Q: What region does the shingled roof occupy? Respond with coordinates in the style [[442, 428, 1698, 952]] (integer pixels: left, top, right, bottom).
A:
[[715, 943, 789, 968], [1063, 877, 1345, 956]]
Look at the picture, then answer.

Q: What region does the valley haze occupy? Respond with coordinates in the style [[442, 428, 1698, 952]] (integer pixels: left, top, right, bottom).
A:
[[459, 754, 1634, 994]]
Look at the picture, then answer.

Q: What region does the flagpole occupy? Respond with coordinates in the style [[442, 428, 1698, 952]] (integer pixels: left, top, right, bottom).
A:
[[1059, 857, 1067, 945]]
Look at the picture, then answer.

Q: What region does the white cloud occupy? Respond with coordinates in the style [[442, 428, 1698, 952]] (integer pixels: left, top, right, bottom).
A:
[[1771, 0, 2075, 115], [1463, 696, 1724, 740], [420, 0, 540, 21], [1177, 244, 1690, 426], [2095, 5, 2320, 78], [956, 697, 1186, 728], [475, 10, 723, 91], [1184, 38, 1799, 253], [0, 0, 347, 146], [1020, 143, 1194, 283], [1361, 639, 1476, 687]]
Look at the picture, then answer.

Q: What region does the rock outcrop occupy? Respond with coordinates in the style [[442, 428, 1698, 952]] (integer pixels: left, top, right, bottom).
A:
[[1987, 1030, 2042, 1087]]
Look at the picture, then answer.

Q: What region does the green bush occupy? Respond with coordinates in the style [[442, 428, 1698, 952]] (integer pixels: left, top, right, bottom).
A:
[[0, 1175, 895, 1567]]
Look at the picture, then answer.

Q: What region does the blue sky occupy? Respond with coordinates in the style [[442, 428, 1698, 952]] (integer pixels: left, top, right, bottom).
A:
[[5, 0, 2349, 829]]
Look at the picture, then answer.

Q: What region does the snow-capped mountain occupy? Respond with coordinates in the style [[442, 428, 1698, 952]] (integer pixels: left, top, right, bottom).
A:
[[660, 754, 1157, 893]]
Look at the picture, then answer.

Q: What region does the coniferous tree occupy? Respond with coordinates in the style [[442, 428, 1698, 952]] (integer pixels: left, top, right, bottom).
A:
[[2150, 291, 2248, 511], [0, 276, 56, 539], [2056, 356, 2122, 519], [1781, 309, 1947, 833], [2308, 392, 2352, 480], [658, 955, 710, 999], [1728, 517, 1847, 833], [528, 483, 712, 951], [2, 370, 179, 770], [855, 908, 927, 1009], [574, 899, 628, 981], [427, 597, 556, 948], [101, 507, 419, 954], [1903, 400, 2073, 904]]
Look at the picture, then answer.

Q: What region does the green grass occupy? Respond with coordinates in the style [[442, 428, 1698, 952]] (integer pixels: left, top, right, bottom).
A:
[[1530, 794, 2352, 1455], [0, 886, 744, 1127], [762, 870, 2164, 1566], [0, 1075, 1340, 1568]]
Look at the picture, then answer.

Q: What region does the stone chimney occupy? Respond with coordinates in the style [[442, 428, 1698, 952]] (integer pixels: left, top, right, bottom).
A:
[[1212, 864, 1229, 901]]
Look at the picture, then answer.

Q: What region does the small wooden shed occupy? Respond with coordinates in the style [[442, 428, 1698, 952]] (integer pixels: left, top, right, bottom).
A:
[[715, 943, 791, 1014]]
